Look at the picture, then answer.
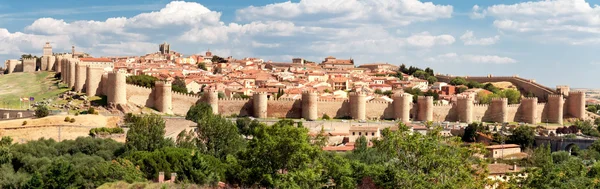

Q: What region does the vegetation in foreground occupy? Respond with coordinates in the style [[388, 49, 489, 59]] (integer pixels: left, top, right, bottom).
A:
[[2, 103, 600, 188]]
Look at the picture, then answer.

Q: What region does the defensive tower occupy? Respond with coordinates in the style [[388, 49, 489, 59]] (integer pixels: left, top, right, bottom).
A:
[[85, 65, 104, 97], [22, 58, 36, 73], [349, 92, 366, 120], [417, 96, 433, 121], [547, 94, 564, 125], [491, 98, 508, 123], [107, 71, 127, 105], [567, 91, 586, 120], [393, 93, 412, 123], [253, 92, 268, 118], [68, 59, 76, 88], [74, 62, 88, 92], [155, 80, 173, 114], [203, 89, 219, 114], [521, 97, 538, 124], [457, 95, 474, 123], [556, 85, 570, 97], [301, 91, 318, 121]]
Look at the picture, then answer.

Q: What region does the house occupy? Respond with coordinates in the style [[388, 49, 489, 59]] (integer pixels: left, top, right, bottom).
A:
[[358, 63, 399, 72], [328, 77, 350, 90], [307, 72, 328, 82], [349, 126, 380, 141], [485, 144, 521, 159], [320, 56, 355, 69], [440, 85, 456, 95], [185, 79, 202, 94], [431, 82, 448, 90]]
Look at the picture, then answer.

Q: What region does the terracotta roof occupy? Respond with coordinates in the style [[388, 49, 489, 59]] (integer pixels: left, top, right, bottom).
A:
[[487, 163, 520, 175], [79, 58, 112, 62], [349, 126, 379, 132], [486, 144, 520, 149]]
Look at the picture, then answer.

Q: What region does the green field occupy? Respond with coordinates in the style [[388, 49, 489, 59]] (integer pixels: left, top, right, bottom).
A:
[[0, 72, 69, 109]]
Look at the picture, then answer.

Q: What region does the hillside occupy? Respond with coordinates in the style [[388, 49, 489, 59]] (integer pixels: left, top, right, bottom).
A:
[[0, 72, 69, 109]]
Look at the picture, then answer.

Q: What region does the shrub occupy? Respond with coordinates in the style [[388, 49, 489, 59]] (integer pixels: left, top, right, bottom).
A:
[[22, 121, 27, 126], [89, 127, 125, 137], [35, 105, 49, 118], [69, 118, 76, 123], [64, 116, 71, 122], [75, 112, 79, 116], [322, 114, 331, 120], [88, 107, 95, 115]]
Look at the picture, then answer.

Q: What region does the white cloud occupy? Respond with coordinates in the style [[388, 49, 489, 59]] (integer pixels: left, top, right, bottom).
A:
[[127, 1, 222, 28], [236, 0, 453, 26], [460, 30, 499, 45], [480, 0, 600, 44], [406, 32, 455, 48], [470, 5, 486, 19], [426, 53, 516, 64], [0, 28, 71, 55]]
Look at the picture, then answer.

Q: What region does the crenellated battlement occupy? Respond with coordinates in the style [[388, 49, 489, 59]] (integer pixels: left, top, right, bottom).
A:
[[433, 103, 452, 107], [172, 91, 200, 98], [569, 91, 585, 95], [366, 100, 392, 104], [22, 58, 36, 62], [302, 90, 318, 94], [127, 84, 153, 90], [317, 99, 348, 102], [491, 98, 508, 102], [418, 96, 434, 100], [522, 97, 538, 100], [155, 80, 172, 86], [474, 104, 489, 107], [508, 104, 520, 108], [548, 94, 563, 99], [221, 98, 250, 101], [349, 91, 366, 96], [269, 98, 299, 102]]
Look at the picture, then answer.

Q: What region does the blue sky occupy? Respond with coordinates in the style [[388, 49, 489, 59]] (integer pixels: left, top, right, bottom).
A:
[[0, 0, 598, 88]]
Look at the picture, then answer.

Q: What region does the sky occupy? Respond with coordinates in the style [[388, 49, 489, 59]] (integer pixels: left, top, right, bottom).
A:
[[0, 0, 599, 88]]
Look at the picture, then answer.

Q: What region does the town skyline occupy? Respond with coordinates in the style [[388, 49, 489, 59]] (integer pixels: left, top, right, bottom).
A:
[[1, 0, 599, 88]]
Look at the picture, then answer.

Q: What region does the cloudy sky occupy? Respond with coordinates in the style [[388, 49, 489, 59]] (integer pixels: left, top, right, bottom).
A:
[[0, 0, 598, 88]]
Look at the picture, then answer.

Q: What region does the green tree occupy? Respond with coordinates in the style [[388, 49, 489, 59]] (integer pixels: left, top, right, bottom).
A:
[[499, 89, 521, 104], [588, 106, 598, 114], [197, 62, 207, 70], [449, 77, 467, 86], [43, 159, 78, 189], [195, 113, 245, 159], [426, 75, 437, 84], [456, 86, 468, 94], [510, 125, 535, 149], [172, 77, 188, 93], [237, 120, 322, 188], [24, 172, 44, 189], [462, 123, 481, 142], [35, 105, 49, 118], [211, 56, 228, 63], [374, 89, 383, 94], [124, 114, 171, 152], [186, 102, 213, 123], [126, 75, 158, 88]]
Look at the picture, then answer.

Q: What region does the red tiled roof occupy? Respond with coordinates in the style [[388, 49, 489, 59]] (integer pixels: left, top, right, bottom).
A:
[[79, 58, 112, 62]]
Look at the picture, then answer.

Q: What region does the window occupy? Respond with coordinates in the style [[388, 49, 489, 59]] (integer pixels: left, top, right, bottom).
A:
[[352, 132, 355, 136], [359, 132, 362, 136], [495, 151, 497, 154], [372, 132, 375, 136]]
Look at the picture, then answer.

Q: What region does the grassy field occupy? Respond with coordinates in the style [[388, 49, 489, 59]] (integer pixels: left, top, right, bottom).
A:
[[0, 72, 69, 109]]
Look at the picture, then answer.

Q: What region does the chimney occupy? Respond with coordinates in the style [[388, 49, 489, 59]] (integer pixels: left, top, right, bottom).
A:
[[170, 173, 177, 183], [158, 172, 165, 183]]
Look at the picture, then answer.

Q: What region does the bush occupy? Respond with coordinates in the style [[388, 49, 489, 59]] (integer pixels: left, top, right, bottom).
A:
[[88, 107, 95, 115], [35, 105, 49, 118], [75, 112, 79, 116], [22, 121, 27, 126], [89, 127, 125, 137], [322, 114, 331, 120], [64, 116, 70, 122], [69, 118, 76, 123]]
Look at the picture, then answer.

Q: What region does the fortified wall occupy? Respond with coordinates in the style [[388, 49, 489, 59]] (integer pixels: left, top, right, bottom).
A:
[[436, 75, 556, 102], [51, 59, 588, 124]]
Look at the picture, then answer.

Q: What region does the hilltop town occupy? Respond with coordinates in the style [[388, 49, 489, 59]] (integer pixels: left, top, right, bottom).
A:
[[2, 42, 600, 188]]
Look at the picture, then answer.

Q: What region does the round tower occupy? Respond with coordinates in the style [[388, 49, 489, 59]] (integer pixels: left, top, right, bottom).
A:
[[547, 95, 564, 125], [107, 71, 127, 105], [457, 95, 474, 123], [521, 97, 538, 124], [417, 96, 434, 121], [74, 62, 88, 93], [302, 91, 318, 121], [56, 56, 62, 73], [393, 93, 412, 123], [203, 90, 219, 114], [101, 73, 109, 96], [567, 91, 586, 120], [155, 80, 173, 114], [349, 92, 366, 120], [68, 60, 76, 88], [491, 98, 508, 123], [253, 92, 268, 118], [60, 58, 66, 82], [85, 65, 103, 97]]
